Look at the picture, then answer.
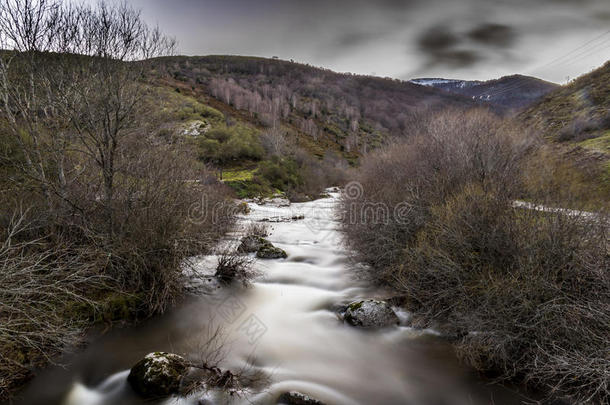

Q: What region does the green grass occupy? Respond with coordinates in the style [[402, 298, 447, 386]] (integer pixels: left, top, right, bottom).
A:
[[146, 86, 225, 125], [224, 179, 273, 199], [578, 130, 610, 155], [221, 168, 256, 182]]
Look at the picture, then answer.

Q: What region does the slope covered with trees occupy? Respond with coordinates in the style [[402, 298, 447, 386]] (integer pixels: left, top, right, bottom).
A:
[[149, 55, 476, 155]]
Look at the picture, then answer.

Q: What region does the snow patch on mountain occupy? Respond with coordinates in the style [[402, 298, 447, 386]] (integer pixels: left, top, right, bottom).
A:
[[409, 78, 482, 89]]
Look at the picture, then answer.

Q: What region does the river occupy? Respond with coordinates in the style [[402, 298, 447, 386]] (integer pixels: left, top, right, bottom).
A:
[[12, 191, 528, 405]]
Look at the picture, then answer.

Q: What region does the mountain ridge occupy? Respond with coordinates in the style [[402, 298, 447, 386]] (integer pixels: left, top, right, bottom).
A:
[[409, 74, 559, 111]]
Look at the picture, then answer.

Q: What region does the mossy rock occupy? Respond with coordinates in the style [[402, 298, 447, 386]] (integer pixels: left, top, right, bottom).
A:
[[237, 201, 251, 214], [256, 245, 288, 259], [127, 352, 188, 398], [238, 235, 272, 253], [344, 299, 399, 329], [277, 391, 326, 405]]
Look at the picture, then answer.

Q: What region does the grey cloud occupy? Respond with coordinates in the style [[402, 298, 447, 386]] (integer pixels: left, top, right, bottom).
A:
[[429, 49, 481, 68], [468, 23, 516, 47], [334, 29, 395, 49], [418, 26, 459, 52], [417, 25, 482, 69], [336, 32, 381, 48], [116, 0, 610, 82]]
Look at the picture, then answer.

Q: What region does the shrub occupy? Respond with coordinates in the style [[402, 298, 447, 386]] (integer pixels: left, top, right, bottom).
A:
[[398, 187, 608, 403], [0, 139, 237, 399], [253, 148, 349, 200], [195, 126, 264, 165], [0, 214, 110, 397], [243, 222, 270, 238], [340, 109, 609, 403], [557, 116, 602, 142], [257, 157, 302, 191], [342, 109, 533, 278], [214, 251, 256, 286]]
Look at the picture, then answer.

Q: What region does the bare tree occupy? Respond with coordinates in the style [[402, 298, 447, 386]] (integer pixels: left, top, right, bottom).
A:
[[0, 0, 64, 207], [260, 127, 288, 156], [0, 0, 175, 233]]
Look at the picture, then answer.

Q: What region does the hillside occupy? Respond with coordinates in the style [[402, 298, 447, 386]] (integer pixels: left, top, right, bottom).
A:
[[410, 74, 559, 112], [518, 61, 610, 205], [520, 61, 610, 154], [149, 55, 476, 155]]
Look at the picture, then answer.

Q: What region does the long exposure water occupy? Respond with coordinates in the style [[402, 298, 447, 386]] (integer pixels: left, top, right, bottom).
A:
[[13, 191, 528, 405]]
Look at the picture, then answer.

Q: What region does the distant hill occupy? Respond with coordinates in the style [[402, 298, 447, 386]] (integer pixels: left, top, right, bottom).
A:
[[410, 74, 559, 112], [149, 55, 476, 156]]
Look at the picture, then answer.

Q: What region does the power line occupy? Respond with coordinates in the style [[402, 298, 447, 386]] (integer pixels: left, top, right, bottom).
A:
[[531, 29, 610, 74], [473, 29, 610, 100]]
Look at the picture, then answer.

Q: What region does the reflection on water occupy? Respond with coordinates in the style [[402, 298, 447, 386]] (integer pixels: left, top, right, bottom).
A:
[[11, 192, 529, 405]]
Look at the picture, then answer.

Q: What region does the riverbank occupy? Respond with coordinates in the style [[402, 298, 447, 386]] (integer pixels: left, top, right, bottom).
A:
[[11, 191, 532, 405], [339, 110, 610, 404]]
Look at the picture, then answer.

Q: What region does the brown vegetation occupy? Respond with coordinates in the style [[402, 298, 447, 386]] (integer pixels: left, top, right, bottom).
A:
[[215, 251, 257, 286], [341, 109, 609, 404], [0, 0, 235, 399]]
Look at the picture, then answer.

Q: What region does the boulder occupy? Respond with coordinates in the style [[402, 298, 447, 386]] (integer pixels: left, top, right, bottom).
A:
[[127, 352, 188, 398], [257, 244, 288, 259], [237, 201, 251, 214], [344, 300, 399, 329], [238, 235, 271, 253], [277, 391, 326, 405]]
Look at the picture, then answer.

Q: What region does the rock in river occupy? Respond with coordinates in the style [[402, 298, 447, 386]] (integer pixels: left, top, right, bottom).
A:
[[238, 235, 271, 253], [277, 391, 326, 405], [127, 352, 188, 398], [257, 244, 288, 259], [239, 235, 288, 259], [344, 299, 399, 329]]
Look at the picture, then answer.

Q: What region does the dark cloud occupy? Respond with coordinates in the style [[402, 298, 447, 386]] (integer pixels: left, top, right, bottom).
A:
[[468, 23, 516, 47], [417, 25, 482, 69], [418, 26, 459, 52], [433, 49, 480, 67]]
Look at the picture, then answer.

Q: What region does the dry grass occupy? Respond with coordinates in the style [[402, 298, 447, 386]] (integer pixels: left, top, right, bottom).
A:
[[215, 251, 257, 286]]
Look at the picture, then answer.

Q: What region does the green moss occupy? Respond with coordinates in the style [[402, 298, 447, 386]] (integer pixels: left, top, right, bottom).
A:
[[348, 301, 364, 311], [127, 352, 188, 398]]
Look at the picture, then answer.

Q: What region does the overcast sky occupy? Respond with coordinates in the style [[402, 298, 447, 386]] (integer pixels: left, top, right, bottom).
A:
[[106, 0, 609, 83]]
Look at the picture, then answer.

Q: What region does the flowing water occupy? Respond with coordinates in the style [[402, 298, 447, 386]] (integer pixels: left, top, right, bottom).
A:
[[12, 192, 528, 405]]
